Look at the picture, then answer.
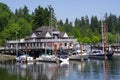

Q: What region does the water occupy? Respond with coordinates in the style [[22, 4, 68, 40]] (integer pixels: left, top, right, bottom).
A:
[[0, 56, 120, 80]]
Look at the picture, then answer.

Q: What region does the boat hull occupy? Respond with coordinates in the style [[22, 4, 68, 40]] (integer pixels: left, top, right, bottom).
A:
[[59, 57, 69, 62], [69, 54, 89, 60], [36, 55, 69, 63], [89, 51, 114, 59], [36, 55, 56, 63]]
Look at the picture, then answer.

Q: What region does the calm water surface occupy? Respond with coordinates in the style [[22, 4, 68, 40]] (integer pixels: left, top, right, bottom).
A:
[[0, 56, 120, 80]]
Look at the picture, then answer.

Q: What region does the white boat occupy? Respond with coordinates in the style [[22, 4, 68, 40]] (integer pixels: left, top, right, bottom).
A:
[[36, 54, 69, 63], [16, 54, 34, 63], [58, 50, 69, 62], [15, 41, 34, 63], [59, 55, 69, 62], [36, 49, 69, 63], [69, 48, 89, 60], [36, 54, 56, 62]]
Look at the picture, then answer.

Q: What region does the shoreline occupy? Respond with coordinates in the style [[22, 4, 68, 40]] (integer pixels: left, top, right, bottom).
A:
[[0, 54, 15, 61]]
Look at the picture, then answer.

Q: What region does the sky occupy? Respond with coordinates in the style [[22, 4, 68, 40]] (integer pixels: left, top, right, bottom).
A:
[[0, 0, 120, 23]]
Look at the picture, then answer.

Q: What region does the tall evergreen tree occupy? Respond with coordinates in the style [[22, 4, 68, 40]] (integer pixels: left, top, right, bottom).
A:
[[0, 2, 11, 31], [90, 16, 99, 33], [32, 5, 55, 30]]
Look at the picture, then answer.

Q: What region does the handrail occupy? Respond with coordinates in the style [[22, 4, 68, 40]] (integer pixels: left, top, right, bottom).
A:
[[7, 39, 77, 43]]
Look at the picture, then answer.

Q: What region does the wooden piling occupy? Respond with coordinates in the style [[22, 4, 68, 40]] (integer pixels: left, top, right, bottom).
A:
[[103, 23, 107, 60], [54, 44, 58, 63], [80, 42, 83, 61]]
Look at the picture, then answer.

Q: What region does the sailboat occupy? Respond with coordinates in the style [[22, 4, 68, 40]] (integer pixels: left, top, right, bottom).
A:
[[88, 23, 114, 59]]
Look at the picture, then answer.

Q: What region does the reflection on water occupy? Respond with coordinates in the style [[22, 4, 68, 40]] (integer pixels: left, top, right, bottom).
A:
[[0, 57, 120, 80]]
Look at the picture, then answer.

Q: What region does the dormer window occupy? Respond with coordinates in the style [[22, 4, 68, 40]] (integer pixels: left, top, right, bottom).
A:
[[37, 31, 41, 35], [52, 31, 60, 34]]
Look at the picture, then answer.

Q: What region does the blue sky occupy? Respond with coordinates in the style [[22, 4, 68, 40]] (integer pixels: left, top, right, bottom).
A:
[[0, 0, 120, 23]]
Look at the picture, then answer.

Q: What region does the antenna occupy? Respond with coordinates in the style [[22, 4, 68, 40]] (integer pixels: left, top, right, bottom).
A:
[[48, 5, 52, 27]]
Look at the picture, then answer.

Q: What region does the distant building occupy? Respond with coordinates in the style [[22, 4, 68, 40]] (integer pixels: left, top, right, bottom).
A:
[[5, 26, 78, 53]]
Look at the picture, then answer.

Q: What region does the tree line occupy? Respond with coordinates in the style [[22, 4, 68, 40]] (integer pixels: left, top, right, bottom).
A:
[[0, 2, 120, 46]]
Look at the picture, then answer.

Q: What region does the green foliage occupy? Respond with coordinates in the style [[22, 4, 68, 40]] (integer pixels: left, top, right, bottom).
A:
[[58, 26, 65, 32], [64, 18, 72, 32], [83, 37, 91, 43], [32, 5, 56, 30], [0, 2, 11, 32], [90, 16, 100, 33], [0, 18, 32, 40], [17, 18, 32, 38], [73, 27, 81, 38], [107, 32, 116, 43], [0, 38, 5, 46], [91, 35, 100, 43]]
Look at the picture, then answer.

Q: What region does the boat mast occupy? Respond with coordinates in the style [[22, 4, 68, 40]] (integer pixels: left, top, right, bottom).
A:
[[50, 6, 52, 36], [49, 5, 53, 51], [16, 27, 18, 57], [102, 22, 104, 54]]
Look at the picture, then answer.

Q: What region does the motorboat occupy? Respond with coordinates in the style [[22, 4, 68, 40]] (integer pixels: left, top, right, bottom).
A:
[[58, 50, 69, 62], [88, 49, 114, 59], [58, 54, 69, 62]]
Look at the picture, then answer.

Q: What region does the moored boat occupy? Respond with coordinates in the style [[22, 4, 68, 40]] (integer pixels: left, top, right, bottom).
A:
[[36, 54, 56, 63], [69, 48, 89, 60], [58, 49, 69, 62], [88, 49, 114, 59], [89, 23, 114, 59], [16, 54, 34, 63], [36, 49, 69, 63]]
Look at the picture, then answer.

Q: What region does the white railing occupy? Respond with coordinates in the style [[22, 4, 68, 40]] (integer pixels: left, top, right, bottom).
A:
[[41, 39, 77, 42], [6, 40, 20, 43], [7, 39, 77, 43]]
